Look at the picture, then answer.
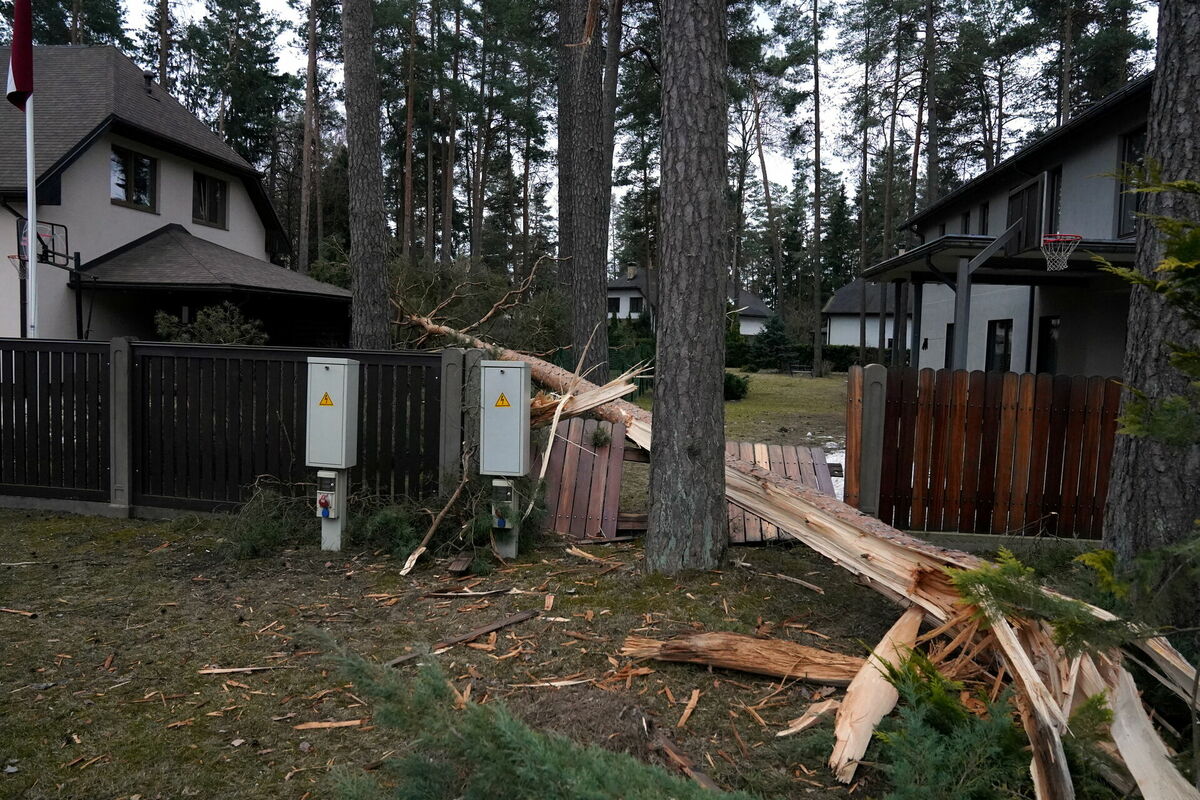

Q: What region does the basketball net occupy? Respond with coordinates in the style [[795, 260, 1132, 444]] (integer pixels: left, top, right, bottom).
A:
[[1041, 233, 1081, 271], [7, 255, 25, 280]]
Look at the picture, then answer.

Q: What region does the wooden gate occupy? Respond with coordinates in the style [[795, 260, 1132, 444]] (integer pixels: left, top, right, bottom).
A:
[[847, 365, 1122, 539]]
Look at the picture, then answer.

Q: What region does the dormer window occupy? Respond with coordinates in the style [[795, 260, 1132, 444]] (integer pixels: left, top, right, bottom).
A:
[[110, 145, 157, 211], [193, 172, 228, 229]]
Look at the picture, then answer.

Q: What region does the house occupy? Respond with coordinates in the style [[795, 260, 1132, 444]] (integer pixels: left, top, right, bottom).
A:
[[862, 74, 1148, 375], [606, 269, 771, 335], [1, 46, 349, 346], [822, 277, 911, 349]]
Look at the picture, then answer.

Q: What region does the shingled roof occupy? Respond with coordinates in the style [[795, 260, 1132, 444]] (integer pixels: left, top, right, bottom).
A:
[[0, 46, 285, 249], [80, 225, 349, 300], [822, 278, 909, 316]]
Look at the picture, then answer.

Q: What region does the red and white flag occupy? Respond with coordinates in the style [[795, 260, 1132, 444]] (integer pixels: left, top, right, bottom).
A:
[[6, 0, 33, 111]]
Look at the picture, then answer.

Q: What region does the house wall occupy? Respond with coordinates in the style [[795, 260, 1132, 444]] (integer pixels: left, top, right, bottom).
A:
[[826, 314, 895, 347], [915, 283, 1035, 371], [739, 316, 766, 336], [607, 288, 645, 319], [0, 132, 269, 339]]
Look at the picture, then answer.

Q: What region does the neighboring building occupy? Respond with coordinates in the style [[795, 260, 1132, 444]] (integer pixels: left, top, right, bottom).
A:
[[862, 74, 1147, 376], [1, 46, 349, 345], [822, 278, 911, 349], [606, 269, 771, 336]]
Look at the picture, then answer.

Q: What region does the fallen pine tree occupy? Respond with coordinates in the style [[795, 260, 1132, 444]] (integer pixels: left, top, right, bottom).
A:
[[400, 310, 1200, 799]]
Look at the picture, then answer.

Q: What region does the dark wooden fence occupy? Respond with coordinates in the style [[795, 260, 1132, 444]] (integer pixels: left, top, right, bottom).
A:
[[847, 365, 1122, 539], [0, 337, 452, 513], [0, 339, 110, 501]]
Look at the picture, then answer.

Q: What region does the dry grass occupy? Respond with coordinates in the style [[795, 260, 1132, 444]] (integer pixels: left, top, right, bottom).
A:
[[0, 510, 896, 799]]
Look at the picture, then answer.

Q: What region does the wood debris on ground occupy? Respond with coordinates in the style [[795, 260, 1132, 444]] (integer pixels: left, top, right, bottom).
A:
[[403, 313, 1200, 799]]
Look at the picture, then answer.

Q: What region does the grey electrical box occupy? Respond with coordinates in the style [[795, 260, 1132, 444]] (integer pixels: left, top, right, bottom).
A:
[[306, 357, 360, 469], [479, 360, 530, 476]]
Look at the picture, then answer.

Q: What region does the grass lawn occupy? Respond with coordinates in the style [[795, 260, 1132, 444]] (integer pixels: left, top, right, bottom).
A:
[[0, 511, 896, 799]]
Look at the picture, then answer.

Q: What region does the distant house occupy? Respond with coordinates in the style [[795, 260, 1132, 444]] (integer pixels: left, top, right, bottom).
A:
[[606, 269, 771, 336], [822, 278, 911, 349], [1, 46, 349, 345], [862, 74, 1148, 375]]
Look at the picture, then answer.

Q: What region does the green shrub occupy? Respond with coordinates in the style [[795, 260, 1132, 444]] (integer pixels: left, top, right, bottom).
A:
[[357, 505, 424, 556], [724, 371, 750, 401], [329, 654, 756, 800], [225, 484, 311, 559], [154, 301, 268, 345]]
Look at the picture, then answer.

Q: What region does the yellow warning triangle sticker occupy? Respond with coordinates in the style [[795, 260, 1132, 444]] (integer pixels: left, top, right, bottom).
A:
[[319, 392, 334, 407], [494, 393, 511, 408]]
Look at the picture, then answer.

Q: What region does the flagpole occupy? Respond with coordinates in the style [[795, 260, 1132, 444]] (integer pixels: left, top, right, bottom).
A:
[[24, 93, 37, 339]]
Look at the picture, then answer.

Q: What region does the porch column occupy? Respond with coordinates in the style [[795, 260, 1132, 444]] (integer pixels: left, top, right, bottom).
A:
[[877, 282, 887, 363], [952, 256, 971, 370], [910, 281, 923, 368], [895, 281, 909, 366]]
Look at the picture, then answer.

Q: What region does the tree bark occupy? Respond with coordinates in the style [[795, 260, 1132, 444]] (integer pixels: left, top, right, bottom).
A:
[[751, 78, 784, 316], [881, 32, 901, 259], [157, 0, 171, 90], [342, 0, 391, 349], [648, 0, 728, 573], [1104, 0, 1200, 628], [858, 6, 871, 363], [440, 5, 460, 265], [297, 0, 319, 274], [923, 0, 939, 204], [401, 7, 417, 261], [810, 0, 824, 378], [556, 0, 576, 298], [1058, 5, 1074, 125]]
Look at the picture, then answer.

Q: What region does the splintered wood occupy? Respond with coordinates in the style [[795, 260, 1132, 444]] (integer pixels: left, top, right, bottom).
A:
[[620, 632, 863, 686], [405, 314, 1200, 799]]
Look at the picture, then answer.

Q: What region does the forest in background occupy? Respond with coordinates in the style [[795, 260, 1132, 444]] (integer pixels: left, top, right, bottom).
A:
[[0, 0, 1155, 341]]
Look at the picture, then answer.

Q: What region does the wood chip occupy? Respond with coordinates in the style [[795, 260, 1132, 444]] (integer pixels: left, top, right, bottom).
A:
[[776, 698, 841, 737], [293, 719, 365, 730], [0, 608, 35, 616], [677, 689, 701, 728], [198, 666, 289, 675]]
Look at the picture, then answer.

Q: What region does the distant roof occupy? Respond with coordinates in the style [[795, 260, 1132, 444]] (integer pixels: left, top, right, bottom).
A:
[[823, 278, 908, 315], [80, 224, 349, 299], [900, 73, 1153, 232], [607, 271, 771, 317], [0, 46, 285, 249]]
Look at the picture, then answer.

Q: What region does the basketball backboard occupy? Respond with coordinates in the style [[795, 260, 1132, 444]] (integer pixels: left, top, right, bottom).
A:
[[16, 219, 70, 268]]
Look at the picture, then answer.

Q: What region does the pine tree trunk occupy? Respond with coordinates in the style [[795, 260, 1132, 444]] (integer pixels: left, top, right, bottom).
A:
[[881, 34, 901, 259], [440, 6, 460, 265], [71, 0, 82, 45], [751, 79, 784, 317], [1058, 5, 1074, 125], [810, 0, 823, 378], [908, 68, 924, 220], [732, 139, 749, 310], [563, 0, 610, 382], [858, 8, 871, 363], [1104, 0, 1200, 629], [402, 8, 417, 261], [315, 99, 324, 253], [297, 0, 318, 274], [923, 0, 939, 203], [342, 0, 391, 349], [647, 0, 729, 573], [157, 0, 171, 89], [556, 0, 576, 299]]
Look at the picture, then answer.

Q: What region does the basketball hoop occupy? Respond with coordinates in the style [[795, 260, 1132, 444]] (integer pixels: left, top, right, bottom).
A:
[[1041, 233, 1081, 271], [7, 255, 24, 280]]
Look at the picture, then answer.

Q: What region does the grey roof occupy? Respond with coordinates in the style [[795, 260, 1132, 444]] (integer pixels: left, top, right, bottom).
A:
[[608, 271, 771, 318], [823, 278, 909, 315], [900, 73, 1152, 232], [80, 224, 349, 299]]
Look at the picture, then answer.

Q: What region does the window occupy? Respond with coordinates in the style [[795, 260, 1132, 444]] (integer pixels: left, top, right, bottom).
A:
[[629, 296, 644, 314], [961, 211, 971, 234], [1036, 316, 1060, 374], [1118, 127, 1147, 238], [607, 296, 621, 315], [1046, 166, 1063, 233], [937, 222, 947, 237], [193, 172, 228, 228], [986, 319, 1014, 372], [944, 324, 955, 369], [1006, 177, 1043, 254], [978, 202, 990, 235], [110, 146, 157, 211]]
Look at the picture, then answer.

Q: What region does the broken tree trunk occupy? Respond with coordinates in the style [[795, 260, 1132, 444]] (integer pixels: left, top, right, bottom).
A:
[[829, 606, 923, 783], [621, 632, 864, 686]]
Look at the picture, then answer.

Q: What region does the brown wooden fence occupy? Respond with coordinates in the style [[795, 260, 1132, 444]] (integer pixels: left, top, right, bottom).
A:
[[0, 339, 110, 501], [846, 365, 1122, 539]]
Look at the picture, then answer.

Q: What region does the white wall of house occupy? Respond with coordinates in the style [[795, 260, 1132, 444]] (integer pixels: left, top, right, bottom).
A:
[[607, 288, 646, 320], [0, 132, 269, 339], [916, 283, 1034, 371], [739, 316, 766, 336], [826, 314, 896, 347]]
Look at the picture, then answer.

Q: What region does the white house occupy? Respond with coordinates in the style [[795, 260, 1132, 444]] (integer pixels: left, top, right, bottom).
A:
[[0, 46, 349, 345], [822, 278, 911, 349], [862, 74, 1147, 376], [607, 269, 772, 336]]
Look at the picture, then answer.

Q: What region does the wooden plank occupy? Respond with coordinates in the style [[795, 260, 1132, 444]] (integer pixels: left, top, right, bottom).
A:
[[600, 422, 625, 539], [877, 367, 903, 526], [1074, 376, 1107, 537], [973, 371, 1004, 533], [764, 443, 786, 539], [990, 372, 1020, 534], [211, 357, 228, 503], [738, 442, 762, 543], [1006, 373, 1036, 534], [956, 371, 987, 532], [811, 447, 836, 497], [61, 349, 77, 491], [406, 363, 424, 496], [237, 357, 254, 500], [1024, 374, 1054, 536], [909, 368, 936, 530], [542, 418, 568, 528], [198, 356, 215, 500], [893, 368, 919, 530], [845, 366, 863, 507], [377, 363, 396, 497], [35, 349, 49, 487], [725, 442, 748, 544], [583, 422, 611, 539], [1090, 378, 1122, 539], [570, 419, 598, 538], [795, 439, 818, 488], [225, 355, 243, 502], [926, 369, 953, 531], [385, 610, 541, 668], [421, 362, 441, 495], [555, 418, 584, 534], [391, 364, 412, 499], [781, 444, 802, 482], [942, 370, 969, 531], [1058, 376, 1089, 536], [0, 347, 13, 486], [16, 348, 32, 487], [1041, 375, 1073, 535], [187, 356, 205, 499]]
